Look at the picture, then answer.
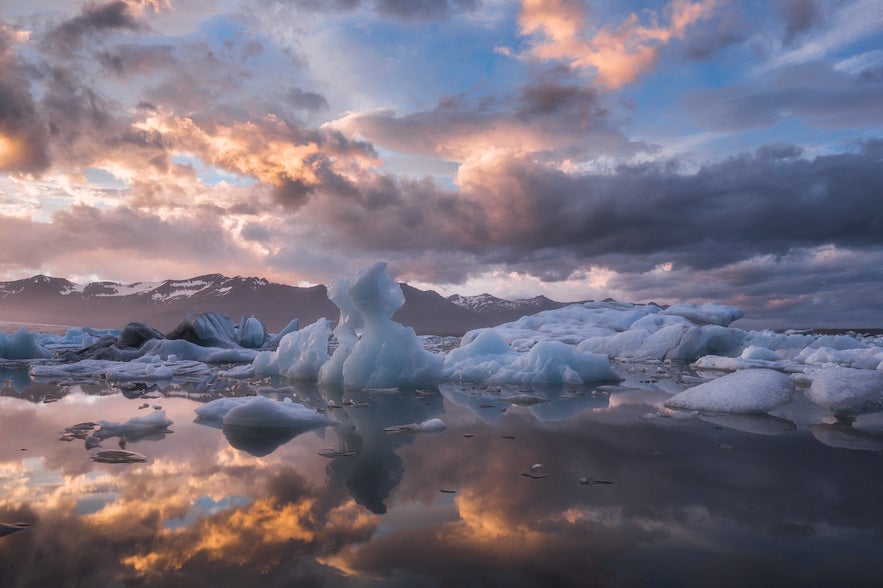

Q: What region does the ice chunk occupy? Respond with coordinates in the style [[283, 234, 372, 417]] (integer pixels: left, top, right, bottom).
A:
[[339, 263, 443, 389], [740, 346, 781, 361], [319, 276, 363, 387], [166, 312, 239, 348], [660, 303, 744, 326], [0, 328, 52, 360], [266, 319, 299, 349], [237, 315, 266, 348], [95, 410, 173, 442], [805, 367, 883, 415], [253, 317, 331, 380], [221, 395, 330, 429], [444, 331, 619, 385], [664, 369, 794, 414], [498, 341, 619, 385]]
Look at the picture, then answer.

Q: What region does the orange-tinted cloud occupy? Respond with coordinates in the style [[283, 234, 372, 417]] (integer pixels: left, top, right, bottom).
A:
[[517, 0, 719, 88]]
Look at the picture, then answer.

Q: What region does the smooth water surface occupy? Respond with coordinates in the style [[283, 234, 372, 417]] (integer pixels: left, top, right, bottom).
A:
[[1, 372, 882, 587]]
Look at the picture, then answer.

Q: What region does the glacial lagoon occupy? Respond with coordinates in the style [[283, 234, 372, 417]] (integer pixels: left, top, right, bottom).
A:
[[2, 371, 882, 588]]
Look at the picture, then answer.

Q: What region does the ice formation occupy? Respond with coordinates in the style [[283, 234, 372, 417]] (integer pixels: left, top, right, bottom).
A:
[[339, 263, 444, 389], [664, 369, 794, 414], [0, 328, 52, 360], [253, 318, 331, 380], [445, 332, 619, 385], [220, 395, 330, 429], [94, 410, 173, 442], [805, 367, 883, 415]]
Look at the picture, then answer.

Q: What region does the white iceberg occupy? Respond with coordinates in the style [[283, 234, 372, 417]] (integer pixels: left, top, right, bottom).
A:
[[664, 368, 794, 414], [805, 367, 883, 415], [253, 318, 331, 380], [338, 262, 443, 389]]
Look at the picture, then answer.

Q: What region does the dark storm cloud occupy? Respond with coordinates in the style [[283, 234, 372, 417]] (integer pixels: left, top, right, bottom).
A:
[[0, 25, 50, 173], [777, 0, 821, 44], [288, 141, 883, 290], [683, 62, 883, 131], [284, 87, 329, 113], [43, 1, 143, 52], [96, 43, 176, 76]]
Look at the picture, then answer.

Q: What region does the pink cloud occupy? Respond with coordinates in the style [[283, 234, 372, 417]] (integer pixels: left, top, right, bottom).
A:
[[517, 0, 719, 88]]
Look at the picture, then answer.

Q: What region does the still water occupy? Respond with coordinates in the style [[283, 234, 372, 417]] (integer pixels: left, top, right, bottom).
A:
[[1, 371, 882, 587]]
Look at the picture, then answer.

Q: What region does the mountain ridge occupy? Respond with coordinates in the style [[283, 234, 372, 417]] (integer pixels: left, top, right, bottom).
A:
[[0, 274, 578, 337]]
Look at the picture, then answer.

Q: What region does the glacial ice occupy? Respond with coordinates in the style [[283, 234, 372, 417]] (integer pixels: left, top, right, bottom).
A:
[[253, 318, 331, 380], [806, 367, 883, 415], [221, 395, 331, 429], [0, 328, 52, 360], [664, 369, 794, 414], [340, 263, 443, 389], [94, 409, 173, 442]]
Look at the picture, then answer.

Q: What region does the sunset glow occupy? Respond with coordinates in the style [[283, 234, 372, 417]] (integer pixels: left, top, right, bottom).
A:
[[0, 0, 881, 326]]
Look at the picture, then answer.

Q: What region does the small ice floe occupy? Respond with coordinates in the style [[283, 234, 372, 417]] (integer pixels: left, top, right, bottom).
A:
[[0, 522, 32, 538], [84, 435, 101, 450], [439, 489, 457, 494], [91, 449, 147, 464], [383, 418, 446, 434], [664, 369, 794, 414], [522, 464, 549, 479], [579, 477, 612, 485], [503, 393, 550, 406], [60, 422, 99, 440], [94, 410, 173, 443], [805, 367, 883, 416], [317, 448, 356, 458]]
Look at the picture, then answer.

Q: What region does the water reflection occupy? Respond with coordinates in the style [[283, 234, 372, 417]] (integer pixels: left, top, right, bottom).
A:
[[1, 379, 883, 587]]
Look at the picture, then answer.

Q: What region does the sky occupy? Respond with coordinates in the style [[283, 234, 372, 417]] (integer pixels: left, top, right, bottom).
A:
[[0, 0, 881, 328]]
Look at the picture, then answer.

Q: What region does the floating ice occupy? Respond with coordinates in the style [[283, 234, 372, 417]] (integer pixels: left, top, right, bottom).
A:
[[444, 329, 619, 385], [664, 369, 794, 414], [384, 418, 446, 433], [237, 315, 266, 348], [195, 395, 330, 429], [338, 263, 443, 389], [221, 395, 330, 429], [30, 358, 212, 382], [805, 367, 883, 415], [0, 328, 52, 360], [94, 410, 173, 443], [166, 312, 239, 348], [253, 318, 331, 380]]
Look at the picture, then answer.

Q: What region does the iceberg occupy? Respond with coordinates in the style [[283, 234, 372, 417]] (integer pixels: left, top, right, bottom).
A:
[[0, 328, 52, 360], [664, 369, 794, 414], [253, 318, 331, 380], [444, 328, 619, 385], [805, 367, 883, 415], [338, 263, 443, 389]]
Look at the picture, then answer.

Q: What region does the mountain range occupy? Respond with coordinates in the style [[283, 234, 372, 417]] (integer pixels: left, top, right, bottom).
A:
[[0, 274, 580, 336]]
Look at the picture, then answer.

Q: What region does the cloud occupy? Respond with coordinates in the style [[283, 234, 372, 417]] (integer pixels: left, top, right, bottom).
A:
[[683, 61, 883, 132], [42, 1, 144, 53], [276, 0, 480, 21], [0, 24, 51, 174], [778, 0, 821, 44], [515, 0, 719, 88], [328, 76, 649, 164]]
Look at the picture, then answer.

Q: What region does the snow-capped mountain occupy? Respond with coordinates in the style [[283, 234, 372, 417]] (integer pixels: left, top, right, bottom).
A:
[[447, 293, 579, 324], [0, 274, 488, 336]]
